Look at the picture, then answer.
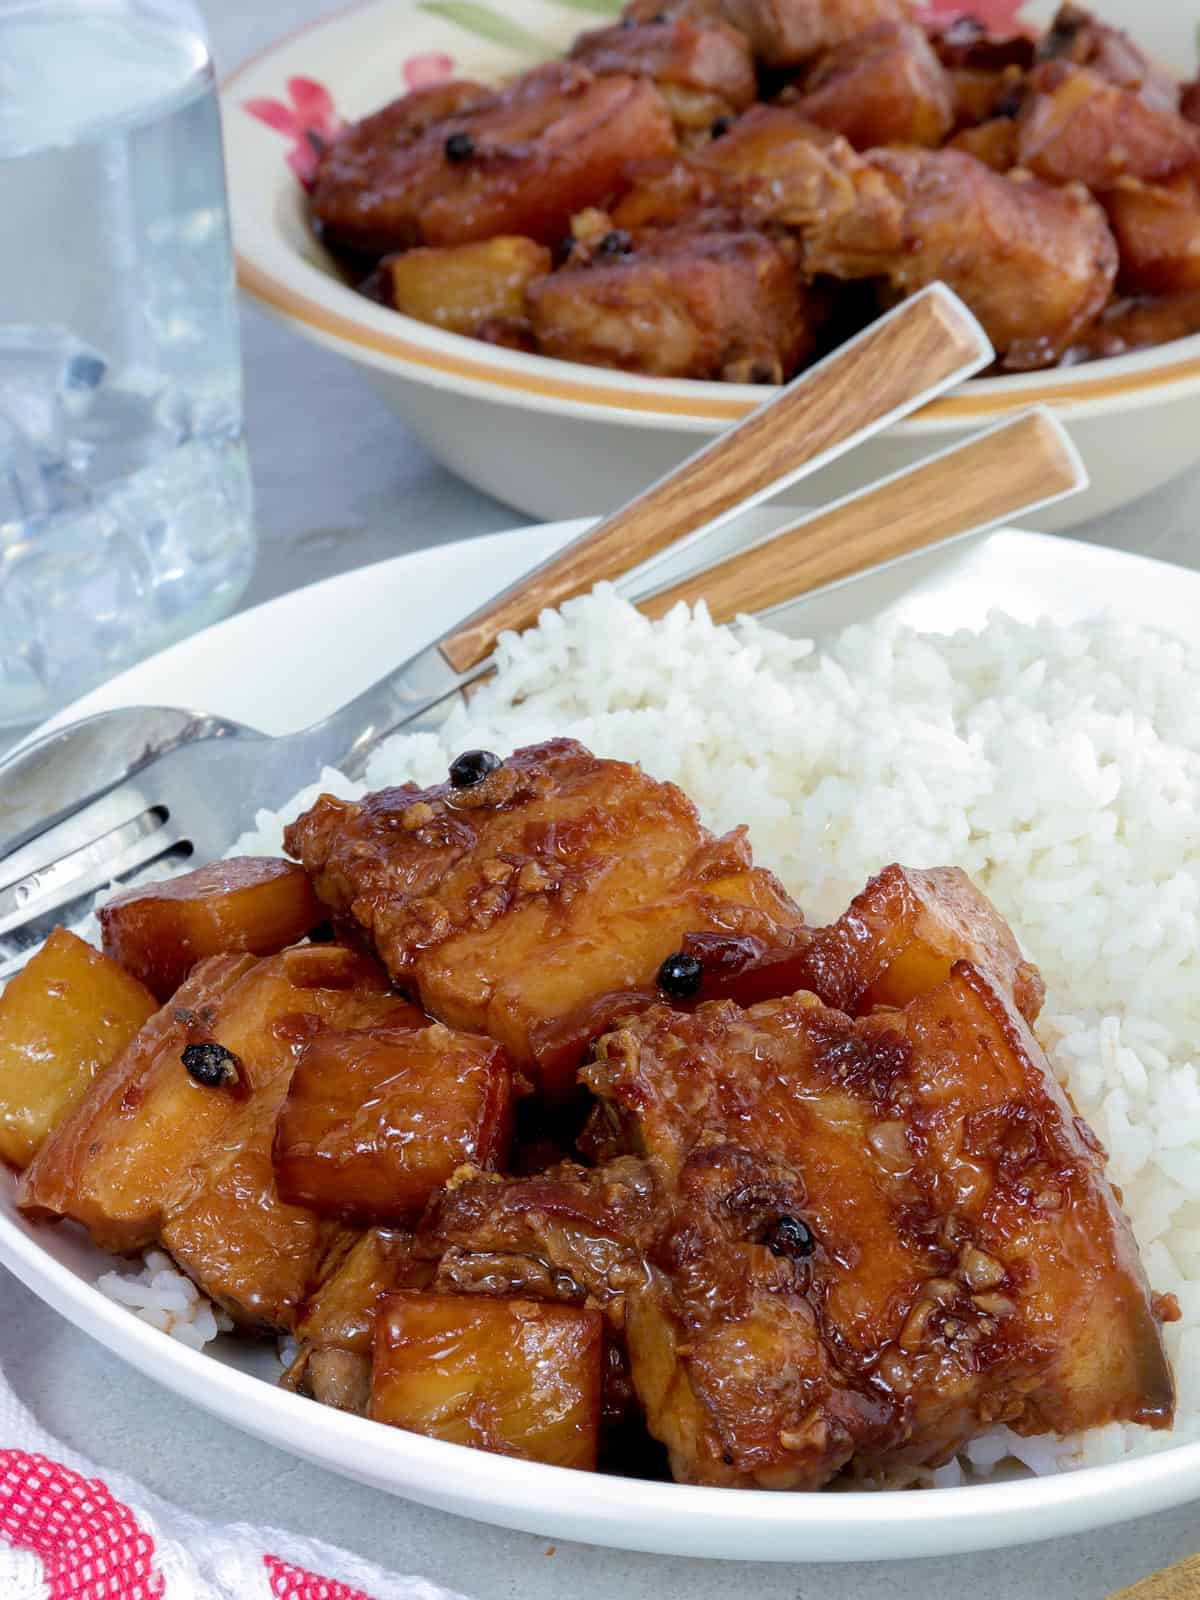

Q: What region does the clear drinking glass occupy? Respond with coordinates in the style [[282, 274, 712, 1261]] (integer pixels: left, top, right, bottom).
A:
[[0, 0, 256, 729]]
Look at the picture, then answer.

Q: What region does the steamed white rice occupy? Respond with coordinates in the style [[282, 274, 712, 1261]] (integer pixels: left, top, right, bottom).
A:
[[98, 1249, 233, 1349], [110, 585, 1200, 1479]]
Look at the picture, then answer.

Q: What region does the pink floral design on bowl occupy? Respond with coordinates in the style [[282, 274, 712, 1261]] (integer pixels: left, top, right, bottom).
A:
[[403, 51, 455, 88], [245, 55, 456, 187], [244, 76, 342, 187]]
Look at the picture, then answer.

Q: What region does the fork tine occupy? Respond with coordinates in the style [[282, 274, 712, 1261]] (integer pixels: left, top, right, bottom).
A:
[[0, 784, 154, 896], [0, 817, 187, 937], [0, 947, 34, 983], [0, 784, 186, 936]]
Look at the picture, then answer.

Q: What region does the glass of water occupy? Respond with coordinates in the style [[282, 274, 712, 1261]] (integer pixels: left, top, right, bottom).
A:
[[0, 0, 256, 730]]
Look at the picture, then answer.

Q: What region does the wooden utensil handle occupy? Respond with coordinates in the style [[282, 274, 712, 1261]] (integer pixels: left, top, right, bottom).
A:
[[639, 410, 1084, 624], [1109, 1553, 1200, 1599], [437, 285, 991, 674]]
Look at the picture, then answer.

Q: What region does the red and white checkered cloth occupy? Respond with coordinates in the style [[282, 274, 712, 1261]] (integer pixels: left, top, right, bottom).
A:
[[0, 1359, 474, 1600]]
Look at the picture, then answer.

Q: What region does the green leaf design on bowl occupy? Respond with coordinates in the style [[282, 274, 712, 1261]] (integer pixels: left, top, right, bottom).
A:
[[551, 0, 626, 13], [418, 1, 555, 55]]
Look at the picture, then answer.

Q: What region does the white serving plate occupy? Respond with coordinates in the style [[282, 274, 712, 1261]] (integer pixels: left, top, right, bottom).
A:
[[4, 521, 1200, 1562], [223, 0, 1200, 528]]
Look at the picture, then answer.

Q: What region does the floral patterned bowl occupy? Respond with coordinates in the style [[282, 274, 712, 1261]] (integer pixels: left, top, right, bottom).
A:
[[223, 0, 1200, 527]]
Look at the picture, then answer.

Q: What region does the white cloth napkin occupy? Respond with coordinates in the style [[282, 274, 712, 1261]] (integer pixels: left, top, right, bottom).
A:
[[0, 1355, 474, 1600]]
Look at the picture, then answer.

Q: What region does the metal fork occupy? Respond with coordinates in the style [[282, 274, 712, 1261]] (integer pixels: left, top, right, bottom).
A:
[[0, 286, 1006, 969]]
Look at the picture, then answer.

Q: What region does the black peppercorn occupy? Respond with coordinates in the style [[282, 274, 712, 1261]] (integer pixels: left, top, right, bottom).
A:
[[596, 228, 632, 258], [710, 114, 733, 139], [993, 92, 1023, 119], [762, 1214, 815, 1260], [444, 131, 475, 162], [182, 1041, 241, 1088], [449, 749, 502, 788], [656, 950, 703, 998]]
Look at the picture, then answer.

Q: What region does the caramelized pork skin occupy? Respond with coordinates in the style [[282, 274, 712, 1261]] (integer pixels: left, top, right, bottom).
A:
[[284, 738, 805, 1097], [779, 21, 956, 150], [528, 228, 818, 381], [311, 63, 676, 258], [19, 945, 420, 1324], [582, 974, 1173, 1486]]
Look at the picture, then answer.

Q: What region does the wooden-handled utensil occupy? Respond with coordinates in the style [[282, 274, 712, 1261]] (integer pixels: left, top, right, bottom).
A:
[[1109, 1554, 1200, 1599], [639, 409, 1083, 623], [437, 283, 991, 674]]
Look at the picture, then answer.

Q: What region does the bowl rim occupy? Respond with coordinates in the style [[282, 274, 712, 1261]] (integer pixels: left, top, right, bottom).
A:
[[223, 0, 1200, 430]]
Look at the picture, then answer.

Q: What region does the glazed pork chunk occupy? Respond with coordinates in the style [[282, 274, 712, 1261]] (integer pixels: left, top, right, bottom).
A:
[[779, 20, 956, 150], [805, 147, 1118, 368], [1015, 63, 1200, 189], [614, 110, 1114, 367], [612, 106, 907, 268], [310, 62, 676, 258], [284, 739, 806, 1098], [582, 970, 1175, 1487], [528, 228, 818, 381], [624, 0, 912, 69], [1102, 169, 1200, 296], [569, 14, 756, 144]]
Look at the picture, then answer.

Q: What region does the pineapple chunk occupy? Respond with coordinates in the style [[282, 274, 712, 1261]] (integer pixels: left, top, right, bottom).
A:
[[274, 1023, 514, 1224], [18, 945, 415, 1252], [0, 928, 157, 1170], [371, 1292, 602, 1468], [686, 865, 1043, 1024], [382, 237, 551, 337], [98, 856, 322, 1000]]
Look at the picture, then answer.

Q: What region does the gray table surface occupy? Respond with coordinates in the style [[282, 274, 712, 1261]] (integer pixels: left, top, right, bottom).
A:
[[4, 2, 1200, 1594]]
